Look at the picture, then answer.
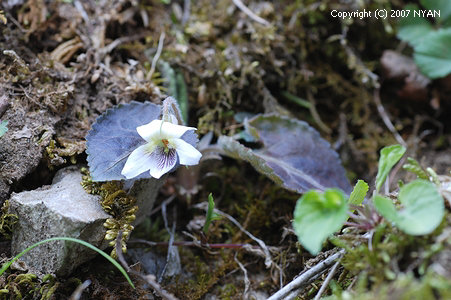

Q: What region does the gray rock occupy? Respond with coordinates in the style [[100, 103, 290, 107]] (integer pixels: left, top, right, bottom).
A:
[[128, 176, 166, 224], [9, 166, 110, 276], [9, 166, 164, 277]]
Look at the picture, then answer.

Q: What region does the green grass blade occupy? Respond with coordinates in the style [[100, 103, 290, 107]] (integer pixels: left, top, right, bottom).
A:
[[0, 237, 135, 288]]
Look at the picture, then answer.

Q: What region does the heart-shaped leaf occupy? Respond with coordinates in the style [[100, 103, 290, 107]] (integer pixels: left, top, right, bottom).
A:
[[397, 4, 434, 47], [293, 189, 348, 255], [374, 179, 444, 235], [414, 28, 451, 79], [420, 0, 451, 24], [86, 101, 161, 181], [218, 114, 351, 194]]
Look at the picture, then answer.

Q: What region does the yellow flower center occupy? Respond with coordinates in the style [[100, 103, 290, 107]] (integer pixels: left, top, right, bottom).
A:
[[162, 139, 170, 153]]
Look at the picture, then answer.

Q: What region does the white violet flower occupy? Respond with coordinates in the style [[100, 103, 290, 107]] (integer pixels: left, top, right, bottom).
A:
[[121, 119, 202, 179]]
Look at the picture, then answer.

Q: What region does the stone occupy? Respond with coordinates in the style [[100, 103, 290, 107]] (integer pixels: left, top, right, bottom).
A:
[[127, 246, 181, 280], [128, 176, 166, 224], [9, 166, 164, 277], [9, 166, 110, 276]]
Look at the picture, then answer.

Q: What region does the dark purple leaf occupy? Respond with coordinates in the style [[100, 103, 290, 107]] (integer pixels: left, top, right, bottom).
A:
[[218, 114, 351, 194]]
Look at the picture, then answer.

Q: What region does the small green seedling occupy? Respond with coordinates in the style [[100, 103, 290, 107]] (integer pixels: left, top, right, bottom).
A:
[[203, 193, 221, 234]]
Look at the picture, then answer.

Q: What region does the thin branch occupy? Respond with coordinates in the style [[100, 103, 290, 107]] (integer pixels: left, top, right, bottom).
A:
[[231, 0, 270, 26], [373, 88, 407, 147], [306, 89, 332, 134], [115, 231, 179, 300], [267, 250, 345, 300], [147, 31, 166, 81], [74, 0, 90, 25], [234, 253, 251, 297], [103, 33, 149, 54], [313, 261, 340, 300], [68, 280, 91, 300], [194, 202, 274, 269], [159, 201, 178, 282], [149, 195, 176, 217]]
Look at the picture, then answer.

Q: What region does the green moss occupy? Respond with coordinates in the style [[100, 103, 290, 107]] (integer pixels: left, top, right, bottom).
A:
[[329, 271, 451, 300], [0, 200, 18, 239], [171, 252, 237, 300], [81, 169, 137, 258]]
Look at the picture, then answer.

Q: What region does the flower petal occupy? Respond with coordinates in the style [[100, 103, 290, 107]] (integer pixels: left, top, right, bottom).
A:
[[136, 119, 163, 141], [160, 121, 197, 139], [171, 138, 202, 165], [137, 120, 197, 141], [147, 147, 178, 179], [121, 143, 156, 179]]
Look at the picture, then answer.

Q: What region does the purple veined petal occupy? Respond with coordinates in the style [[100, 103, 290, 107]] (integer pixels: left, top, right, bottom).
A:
[[171, 138, 202, 165], [121, 143, 157, 179], [147, 147, 178, 179]]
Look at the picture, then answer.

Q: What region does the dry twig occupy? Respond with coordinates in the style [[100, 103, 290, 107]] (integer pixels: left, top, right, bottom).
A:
[[234, 253, 251, 298], [147, 32, 166, 81], [267, 250, 345, 300], [306, 89, 332, 134], [115, 231, 179, 300], [313, 260, 340, 300], [194, 202, 274, 269], [68, 280, 91, 300], [373, 88, 407, 147], [231, 0, 270, 26]]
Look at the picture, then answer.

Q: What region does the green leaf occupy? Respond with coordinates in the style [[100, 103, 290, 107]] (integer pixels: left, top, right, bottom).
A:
[[373, 195, 399, 222], [348, 180, 368, 207], [420, 0, 451, 24], [374, 180, 444, 235], [203, 193, 220, 234], [403, 157, 429, 180], [375, 145, 406, 193], [293, 189, 348, 255], [414, 28, 451, 79], [0, 237, 134, 288], [0, 120, 7, 137], [397, 4, 434, 47]]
